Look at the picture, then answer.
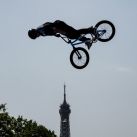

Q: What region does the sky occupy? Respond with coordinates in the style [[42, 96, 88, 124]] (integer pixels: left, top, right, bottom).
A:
[[0, 0, 137, 137]]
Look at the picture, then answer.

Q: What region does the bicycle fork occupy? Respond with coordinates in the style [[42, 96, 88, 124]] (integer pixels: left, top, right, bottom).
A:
[[71, 45, 82, 59]]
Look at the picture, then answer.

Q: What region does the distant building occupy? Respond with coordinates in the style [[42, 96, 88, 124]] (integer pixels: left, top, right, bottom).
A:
[[59, 85, 71, 137]]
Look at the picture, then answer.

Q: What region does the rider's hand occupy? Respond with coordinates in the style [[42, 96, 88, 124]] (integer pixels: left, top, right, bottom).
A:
[[55, 34, 60, 37]]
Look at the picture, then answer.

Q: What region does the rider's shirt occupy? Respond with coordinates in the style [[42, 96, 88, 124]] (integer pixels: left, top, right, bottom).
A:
[[37, 22, 55, 36]]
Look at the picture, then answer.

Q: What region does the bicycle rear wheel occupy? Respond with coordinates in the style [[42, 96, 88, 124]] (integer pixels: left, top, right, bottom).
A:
[[95, 20, 115, 42], [70, 47, 89, 69]]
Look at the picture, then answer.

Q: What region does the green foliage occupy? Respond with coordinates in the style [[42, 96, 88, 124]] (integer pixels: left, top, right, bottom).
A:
[[0, 104, 57, 137]]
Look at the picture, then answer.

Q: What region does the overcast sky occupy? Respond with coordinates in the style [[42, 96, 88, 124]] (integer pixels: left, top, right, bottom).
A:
[[0, 0, 137, 137]]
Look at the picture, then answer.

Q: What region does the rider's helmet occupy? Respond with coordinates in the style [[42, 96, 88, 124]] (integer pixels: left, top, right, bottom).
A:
[[28, 29, 39, 39]]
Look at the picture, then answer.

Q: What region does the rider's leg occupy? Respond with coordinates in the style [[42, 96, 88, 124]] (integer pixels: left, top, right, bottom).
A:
[[53, 20, 90, 40], [53, 20, 77, 36], [79, 37, 90, 41], [77, 26, 94, 34]]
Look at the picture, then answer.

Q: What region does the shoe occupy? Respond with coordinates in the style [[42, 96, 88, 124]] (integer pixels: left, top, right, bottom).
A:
[[85, 39, 93, 49], [88, 26, 98, 37], [88, 26, 94, 33]]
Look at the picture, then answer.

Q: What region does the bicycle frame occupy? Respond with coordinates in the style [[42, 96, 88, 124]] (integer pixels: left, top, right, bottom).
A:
[[59, 30, 105, 48], [59, 27, 107, 51], [60, 34, 87, 49]]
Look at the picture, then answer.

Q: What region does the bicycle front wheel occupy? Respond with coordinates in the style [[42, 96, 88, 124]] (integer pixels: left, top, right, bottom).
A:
[[70, 47, 89, 69], [95, 20, 115, 42]]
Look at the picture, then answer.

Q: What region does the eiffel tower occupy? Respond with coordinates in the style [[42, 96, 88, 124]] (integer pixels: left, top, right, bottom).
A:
[[59, 85, 71, 137]]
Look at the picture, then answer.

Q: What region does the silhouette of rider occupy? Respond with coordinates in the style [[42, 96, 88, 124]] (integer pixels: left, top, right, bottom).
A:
[[28, 20, 94, 48]]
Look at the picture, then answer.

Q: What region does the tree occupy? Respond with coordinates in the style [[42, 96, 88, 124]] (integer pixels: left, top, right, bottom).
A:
[[0, 104, 57, 137]]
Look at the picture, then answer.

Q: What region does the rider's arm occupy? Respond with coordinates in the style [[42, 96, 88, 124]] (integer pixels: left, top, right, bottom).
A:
[[37, 29, 60, 37], [36, 27, 46, 36], [36, 22, 60, 37]]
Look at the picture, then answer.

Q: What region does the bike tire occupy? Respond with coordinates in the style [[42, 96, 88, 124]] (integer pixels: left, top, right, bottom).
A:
[[70, 47, 89, 69], [95, 20, 115, 42]]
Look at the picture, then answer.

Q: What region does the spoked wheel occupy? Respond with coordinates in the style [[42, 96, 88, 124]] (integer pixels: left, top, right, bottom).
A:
[[94, 20, 115, 42], [70, 47, 89, 69]]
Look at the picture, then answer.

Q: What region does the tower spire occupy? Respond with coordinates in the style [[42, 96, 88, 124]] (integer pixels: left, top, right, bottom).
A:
[[64, 84, 66, 103]]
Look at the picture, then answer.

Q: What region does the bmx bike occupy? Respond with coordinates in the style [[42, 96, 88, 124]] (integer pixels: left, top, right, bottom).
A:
[[60, 20, 116, 69]]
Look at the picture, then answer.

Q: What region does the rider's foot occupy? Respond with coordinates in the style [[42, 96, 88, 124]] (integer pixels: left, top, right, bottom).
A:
[[88, 26, 94, 33], [88, 26, 98, 39], [85, 39, 93, 49]]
